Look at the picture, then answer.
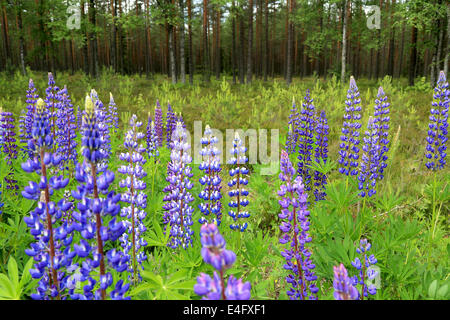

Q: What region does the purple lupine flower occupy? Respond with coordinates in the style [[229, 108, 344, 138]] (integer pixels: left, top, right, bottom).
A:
[[90, 89, 111, 172], [339, 76, 362, 176], [425, 71, 449, 170], [118, 114, 148, 284], [333, 263, 359, 300], [71, 95, 129, 300], [313, 110, 329, 201], [199, 125, 222, 225], [278, 150, 318, 300], [44, 72, 61, 142], [0, 183, 3, 216], [18, 109, 29, 155], [357, 117, 379, 198], [351, 239, 378, 299], [297, 90, 316, 191], [163, 122, 194, 249], [286, 98, 299, 155], [166, 102, 176, 148], [56, 86, 78, 173], [108, 93, 119, 132], [21, 98, 74, 300], [194, 223, 251, 300], [227, 132, 250, 232], [146, 113, 159, 162], [0, 110, 19, 191], [24, 79, 39, 158], [154, 100, 164, 147], [373, 87, 390, 180]]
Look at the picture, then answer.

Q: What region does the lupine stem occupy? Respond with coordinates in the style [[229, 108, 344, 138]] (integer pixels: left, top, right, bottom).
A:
[[91, 162, 106, 300]]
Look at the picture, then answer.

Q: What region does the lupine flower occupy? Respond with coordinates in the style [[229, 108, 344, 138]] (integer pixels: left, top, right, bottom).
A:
[[286, 98, 299, 155], [56, 87, 78, 173], [108, 93, 119, 132], [297, 90, 316, 191], [71, 95, 129, 300], [425, 71, 449, 170], [154, 100, 164, 147], [339, 76, 362, 176], [166, 102, 176, 148], [0, 110, 19, 191], [351, 239, 378, 299], [146, 113, 159, 162], [227, 132, 250, 232], [118, 114, 148, 284], [333, 263, 359, 300], [44, 72, 61, 142], [90, 89, 111, 172], [278, 150, 318, 300], [21, 98, 74, 300], [163, 122, 194, 249], [373, 87, 390, 180], [0, 182, 3, 216], [18, 109, 29, 155], [357, 117, 379, 198], [198, 125, 222, 225], [194, 223, 251, 300], [24, 79, 39, 157], [313, 110, 329, 201]]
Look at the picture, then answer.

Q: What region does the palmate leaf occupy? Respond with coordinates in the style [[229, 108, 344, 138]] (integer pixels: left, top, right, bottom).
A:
[[0, 257, 34, 300]]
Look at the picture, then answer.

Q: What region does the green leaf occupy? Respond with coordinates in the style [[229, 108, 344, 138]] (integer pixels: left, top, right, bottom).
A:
[[7, 257, 19, 289], [428, 280, 438, 298], [436, 285, 448, 299]]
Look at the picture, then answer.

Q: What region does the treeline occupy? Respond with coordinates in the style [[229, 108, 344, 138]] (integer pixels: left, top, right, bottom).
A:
[[0, 0, 448, 86]]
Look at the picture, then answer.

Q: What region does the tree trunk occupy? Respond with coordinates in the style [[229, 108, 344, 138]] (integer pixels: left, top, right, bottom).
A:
[[169, 24, 176, 84], [247, 0, 253, 84], [215, 7, 221, 80], [179, 0, 186, 83], [231, 0, 237, 84], [286, 0, 294, 86], [187, 0, 194, 84], [263, 0, 269, 81], [203, 0, 210, 83], [16, 2, 26, 75], [340, 0, 348, 83], [409, 26, 418, 86]]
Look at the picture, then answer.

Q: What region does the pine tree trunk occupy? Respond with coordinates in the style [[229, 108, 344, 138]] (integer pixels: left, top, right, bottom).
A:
[[179, 0, 186, 84], [286, 0, 293, 86], [187, 0, 194, 84], [231, 1, 237, 84], [239, 17, 245, 84], [263, 0, 268, 81], [340, 0, 348, 83], [247, 0, 253, 84], [16, 3, 26, 75], [215, 7, 221, 80], [409, 26, 418, 86], [203, 0, 210, 83]]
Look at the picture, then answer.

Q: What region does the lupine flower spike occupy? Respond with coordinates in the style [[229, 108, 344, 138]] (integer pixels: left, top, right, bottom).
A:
[[373, 87, 390, 180], [108, 93, 119, 132], [278, 150, 318, 300], [333, 264, 359, 300], [339, 76, 362, 176], [21, 98, 73, 299], [163, 122, 195, 249], [357, 117, 380, 198], [166, 102, 176, 148], [286, 97, 299, 155], [425, 71, 449, 170], [194, 223, 251, 300], [351, 239, 378, 299], [44, 72, 60, 142], [118, 114, 148, 284], [146, 113, 159, 162], [198, 125, 222, 225], [297, 90, 316, 191], [227, 132, 250, 232], [313, 110, 329, 201], [154, 100, 164, 147], [0, 110, 19, 191], [71, 95, 129, 300]]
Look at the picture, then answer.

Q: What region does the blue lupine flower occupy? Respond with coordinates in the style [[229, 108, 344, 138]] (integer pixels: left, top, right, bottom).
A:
[[373, 87, 390, 180], [56, 86, 78, 172], [154, 100, 164, 147], [71, 95, 129, 300], [21, 98, 74, 300], [166, 102, 176, 148], [24, 79, 39, 158], [146, 114, 159, 162], [351, 239, 378, 299], [227, 132, 250, 232], [286, 98, 299, 155], [118, 114, 148, 284], [90, 89, 111, 172], [0, 110, 18, 191], [194, 223, 251, 300], [357, 117, 380, 197], [333, 263, 359, 300], [425, 71, 449, 170], [44, 72, 61, 141], [0, 182, 4, 216], [339, 76, 362, 176], [163, 122, 194, 249], [108, 93, 119, 132], [198, 125, 222, 225], [297, 90, 316, 191], [278, 150, 318, 300], [313, 110, 329, 201]]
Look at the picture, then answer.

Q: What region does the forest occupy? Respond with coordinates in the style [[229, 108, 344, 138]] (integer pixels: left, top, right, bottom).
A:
[[0, 0, 448, 304]]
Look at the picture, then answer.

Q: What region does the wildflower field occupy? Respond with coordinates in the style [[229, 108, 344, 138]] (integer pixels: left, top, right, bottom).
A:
[[0, 69, 448, 301]]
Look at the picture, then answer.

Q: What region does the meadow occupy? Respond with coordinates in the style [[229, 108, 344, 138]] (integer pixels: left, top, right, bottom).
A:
[[0, 69, 448, 300]]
